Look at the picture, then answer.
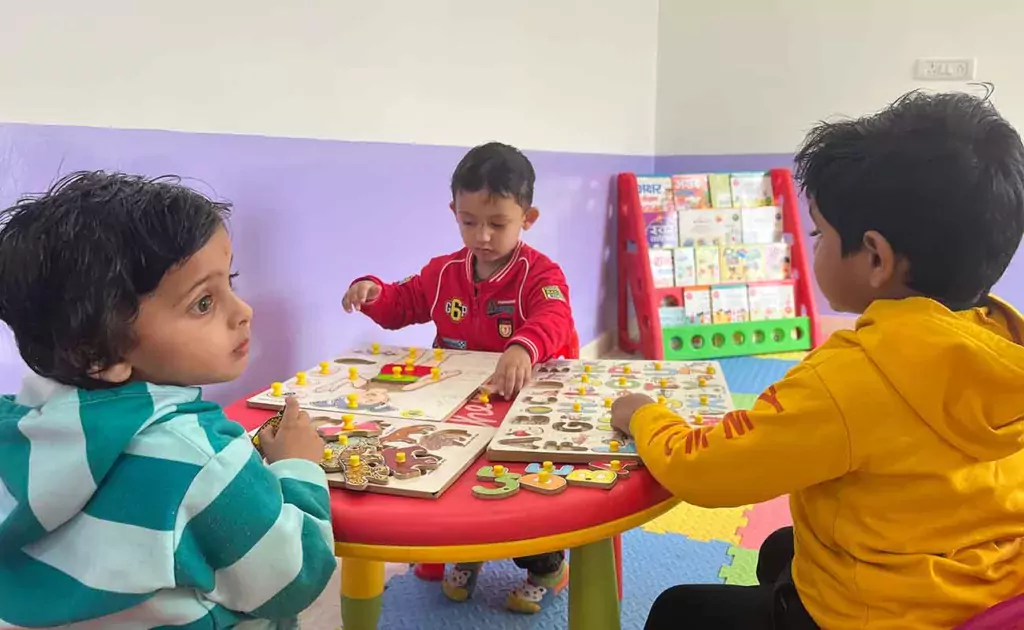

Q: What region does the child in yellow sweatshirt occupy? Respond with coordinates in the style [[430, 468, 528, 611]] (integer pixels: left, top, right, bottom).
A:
[[613, 89, 1024, 630]]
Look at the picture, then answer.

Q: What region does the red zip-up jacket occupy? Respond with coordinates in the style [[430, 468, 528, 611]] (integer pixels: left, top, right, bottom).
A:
[[354, 242, 579, 362]]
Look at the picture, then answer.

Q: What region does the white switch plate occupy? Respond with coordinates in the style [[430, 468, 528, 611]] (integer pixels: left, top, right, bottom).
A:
[[914, 58, 977, 81]]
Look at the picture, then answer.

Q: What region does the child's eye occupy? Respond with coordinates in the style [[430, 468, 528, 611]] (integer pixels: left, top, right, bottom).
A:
[[809, 229, 821, 238], [491, 224, 507, 230], [229, 272, 240, 289], [193, 295, 214, 315]]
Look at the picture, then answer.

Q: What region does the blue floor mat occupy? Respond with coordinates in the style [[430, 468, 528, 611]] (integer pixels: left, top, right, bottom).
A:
[[717, 357, 796, 395], [377, 530, 731, 630]]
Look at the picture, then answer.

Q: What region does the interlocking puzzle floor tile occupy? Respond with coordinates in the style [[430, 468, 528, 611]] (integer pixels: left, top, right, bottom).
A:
[[731, 392, 758, 410], [718, 545, 759, 586], [641, 501, 750, 545], [737, 494, 793, 551], [375, 528, 731, 630]]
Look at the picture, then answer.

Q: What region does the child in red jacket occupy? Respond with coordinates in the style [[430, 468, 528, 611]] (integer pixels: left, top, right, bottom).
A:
[[343, 142, 577, 613]]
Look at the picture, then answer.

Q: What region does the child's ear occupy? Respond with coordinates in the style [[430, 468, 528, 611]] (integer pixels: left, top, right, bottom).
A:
[[90, 361, 132, 384], [862, 230, 897, 289], [523, 207, 540, 229], [450, 201, 456, 215]]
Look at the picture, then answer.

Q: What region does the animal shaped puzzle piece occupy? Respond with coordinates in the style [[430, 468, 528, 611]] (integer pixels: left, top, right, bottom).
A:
[[383, 424, 435, 445], [382, 445, 441, 480], [338, 453, 391, 491], [566, 468, 618, 490], [315, 417, 383, 441], [251, 411, 284, 456], [590, 460, 639, 477], [472, 465, 522, 500], [525, 462, 575, 476], [498, 436, 543, 450], [418, 428, 472, 450], [519, 472, 568, 496], [543, 440, 588, 453]]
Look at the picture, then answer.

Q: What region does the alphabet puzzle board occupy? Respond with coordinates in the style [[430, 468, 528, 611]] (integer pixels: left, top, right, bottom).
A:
[[246, 344, 498, 422], [251, 411, 495, 499], [486, 358, 733, 464]]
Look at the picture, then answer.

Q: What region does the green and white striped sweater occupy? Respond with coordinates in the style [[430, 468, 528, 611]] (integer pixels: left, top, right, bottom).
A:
[[0, 374, 335, 629]]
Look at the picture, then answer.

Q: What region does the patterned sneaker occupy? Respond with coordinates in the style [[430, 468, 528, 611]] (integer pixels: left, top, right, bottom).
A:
[[442, 562, 483, 602], [504, 560, 569, 614]]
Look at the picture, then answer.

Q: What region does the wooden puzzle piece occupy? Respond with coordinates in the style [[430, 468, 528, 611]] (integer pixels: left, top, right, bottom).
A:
[[498, 436, 543, 449], [552, 420, 594, 433], [338, 453, 391, 491], [382, 445, 442, 480], [510, 415, 551, 425], [251, 411, 284, 455], [566, 468, 618, 490], [383, 424, 435, 445], [520, 394, 559, 405], [592, 439, 637, 454], [520, 472, 568, 496], [590, 460, 639, 477], [525, 463, 574, 476], [543, 440, 588, 453], [472, 465, 522, 500], [418, 428, 472, 450]]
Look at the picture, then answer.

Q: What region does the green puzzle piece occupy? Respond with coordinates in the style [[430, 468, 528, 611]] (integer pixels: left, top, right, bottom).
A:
[[719, 546, 759, 586]]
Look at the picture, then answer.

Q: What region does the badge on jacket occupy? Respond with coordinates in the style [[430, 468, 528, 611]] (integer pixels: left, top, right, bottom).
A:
[[498, 318, 514, 339], [541, 286, 565, 301], [445, 298, 468, 323]]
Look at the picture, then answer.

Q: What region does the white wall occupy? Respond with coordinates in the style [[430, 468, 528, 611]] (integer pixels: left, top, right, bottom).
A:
[[0, 0, 659, 155], [655, 0, 1024, 155]]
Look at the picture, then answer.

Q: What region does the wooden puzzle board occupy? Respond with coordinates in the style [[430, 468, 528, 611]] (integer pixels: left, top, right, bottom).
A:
[[486, 358, 733, 464], [246, 344, 498, 422], [251, 411, 495, 499]]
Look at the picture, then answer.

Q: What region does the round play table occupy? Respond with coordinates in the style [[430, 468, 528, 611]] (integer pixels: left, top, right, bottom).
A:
[[225, 395, 676, 630]]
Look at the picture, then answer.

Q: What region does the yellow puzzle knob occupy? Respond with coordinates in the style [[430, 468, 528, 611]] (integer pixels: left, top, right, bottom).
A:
[[654, 362, 663, 370], [610, 460, 622, 472], [698, 376, 707, 387], [404, 361, 414, 373], [270, 382, 284, 397], [543, 460, 554, 471], [618, 377, 627, 386], [578, 386, 587, 395], [581, 374, 590, 383], [346, 394, 358, 409], [431, 367, 440, 380], [693, 413, 704, 425], [392, 366, 402, 376], [657, 396, 667, 405], [609, 440, 621, 453], [371, 343, 381, 355], [624, 366, 632, 374], [434, 348, 443, 360], [342, 414, 355, 430], [573, 401, 582, 412], [539, 471, 551, 484], [700, 395, 709, 405], [493, 465, 506, 476], [584, 365, 593, 373], [339, 435, 349, 446], [295, 372, 307, 386], [349, 367, 358, 380], [408, 347, 418, 358], [480, 392, 490, 404], [706, 365, 716, 375], [349, 455, 361, 468], [323, 447, 333, 461], [396, 451, 407, 463], [604, 397, 613, 408], [660, 378, 668, 388], [319, 361, 330, 375]]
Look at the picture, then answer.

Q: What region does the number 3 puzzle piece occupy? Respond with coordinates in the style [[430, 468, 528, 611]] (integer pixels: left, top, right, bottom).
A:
[[524, 463, 575, 476], [566, 468, 618, 490], [519, 473, 568, 496], [472, 466, 522, 500], [589, 460, 639, 477]]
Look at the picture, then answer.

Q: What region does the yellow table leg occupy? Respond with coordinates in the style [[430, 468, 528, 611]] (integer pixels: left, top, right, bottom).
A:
[[340, 557, 385, 630], [568, 538, 621, 630]]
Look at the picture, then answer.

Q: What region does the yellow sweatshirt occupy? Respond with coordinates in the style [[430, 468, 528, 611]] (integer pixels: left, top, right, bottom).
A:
[[631, 296, 1024, 630]]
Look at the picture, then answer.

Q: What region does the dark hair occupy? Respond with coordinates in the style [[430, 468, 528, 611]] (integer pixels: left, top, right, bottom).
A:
[[794, 89, 1024, 310], [0, 171, 231, 389], [451, 142, 535, 209]]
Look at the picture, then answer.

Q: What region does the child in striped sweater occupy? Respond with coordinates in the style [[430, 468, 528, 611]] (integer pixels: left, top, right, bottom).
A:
[[0, 172, 335, 629]]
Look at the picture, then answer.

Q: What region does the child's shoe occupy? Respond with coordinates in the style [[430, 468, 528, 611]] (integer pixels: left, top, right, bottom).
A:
[[504, 560, 569, 614], [442, 562, 483, 602]]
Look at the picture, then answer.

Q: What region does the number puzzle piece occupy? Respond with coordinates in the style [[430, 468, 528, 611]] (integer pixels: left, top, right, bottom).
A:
[[552, 420, 594, 433], [524, 463, 575, 476], [566, 468, 618, 490], [590, 460, 639, 477], [520, 472, 568, 496], [472, 466, 522, 500], [382, 445, 442, 480]]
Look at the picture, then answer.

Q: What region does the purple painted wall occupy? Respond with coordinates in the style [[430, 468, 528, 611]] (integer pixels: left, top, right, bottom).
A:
[[0, 123, 651, 404], [655, 153, 1024, 317]]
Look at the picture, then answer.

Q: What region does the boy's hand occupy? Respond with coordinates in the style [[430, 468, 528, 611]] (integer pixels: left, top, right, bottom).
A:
[[611, 393, 655, 437], [490, 345, 532, 398], [259, 397, 325, 464], [342, 280, 382, 313]]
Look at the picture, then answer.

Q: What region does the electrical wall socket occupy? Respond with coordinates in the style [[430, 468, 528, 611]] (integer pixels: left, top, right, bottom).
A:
[[913, 58, 977, 81]]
